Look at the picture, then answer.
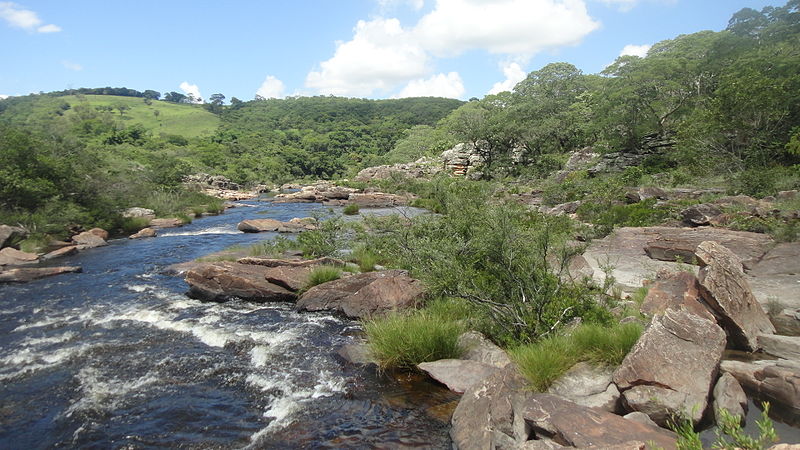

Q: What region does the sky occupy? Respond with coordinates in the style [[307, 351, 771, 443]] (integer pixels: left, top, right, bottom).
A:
[[0, 0, 785, 102]]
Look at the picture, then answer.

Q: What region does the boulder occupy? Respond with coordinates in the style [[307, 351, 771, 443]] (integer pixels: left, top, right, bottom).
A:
[[771, 308, 800, 336], [696, 241, 776, 351], [184, 261, 295, 303], [263, 265, 312, 292], [0, 266, 82, 283], [122, 207, 156, 219], [87, 227, 109, 240], [713, 372, 748, 423], [681, 203, 723, 226], [721, 359, 800, 411], [346, 192, 413, 208], [417, 359, 501, 393], [758, 334, 800, 360], [643, 228, 772, 270], [457, 331, 512, 368], [613, 308, 726, 426], [0, 247, 39, 266], [547, 362, 621, 413], [0, 224, 27, 249], [542, 201, 581, 216], [336, 343, 377, 366], [513, 394, 676, 449], [296, 270, 424, 318], [41, 245, 78, 260], [129, 227, 157, 239], [747, 242, 800, 310], [237, 218, 316, 233], [639, 271, 715, 321], [71, 231, 108, 249], [625, 186, 668, 204], [624, 411, 659, 428]]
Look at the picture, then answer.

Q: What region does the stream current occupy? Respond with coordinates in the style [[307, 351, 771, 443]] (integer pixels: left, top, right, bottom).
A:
[[0, 199, 456, 448]]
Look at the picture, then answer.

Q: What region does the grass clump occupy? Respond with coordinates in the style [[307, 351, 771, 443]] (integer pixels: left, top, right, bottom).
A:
[[120, 216, 151, 233], [510, 322, 643, 391], [365, 310, 465, 369], [350, 245, 380, 272], [248, 236, 297, 257], [343, 203, 360, 215], [297, 216, 344, 258], [305, 265, 342, 289]]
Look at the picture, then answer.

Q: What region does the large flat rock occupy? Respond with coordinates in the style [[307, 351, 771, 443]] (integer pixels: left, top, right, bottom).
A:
[[0, 247, 39, 266], [296, 270, 423, 318], [547, 362, 620, 413], [0, 224, 27, 249], [184, 261, 295, 303], [613, 308, 726, 426], [0, 266, 82, 283], [417, 359, 500, 393], [721, 359, 800, 411], [457, 331, 512, 368], [747, 242, 800, 310]]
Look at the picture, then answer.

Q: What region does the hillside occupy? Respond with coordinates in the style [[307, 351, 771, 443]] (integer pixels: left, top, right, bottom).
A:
[[0, 94, 219, 138]]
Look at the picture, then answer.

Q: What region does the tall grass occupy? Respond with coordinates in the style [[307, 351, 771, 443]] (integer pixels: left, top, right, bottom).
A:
[[350, 245, 380, 272], [305, 265, 342, 289], [510, 322, 643, 391], [365, 310, 465, 369]]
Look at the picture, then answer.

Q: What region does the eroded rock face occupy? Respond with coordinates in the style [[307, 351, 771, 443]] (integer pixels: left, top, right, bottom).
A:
[[613, 308, 726, 426], [547, 362, 620, 413], [0, 266, 82, 283], [417, 359, 500, 394], [639, 271, 715, 321], [296, 270, 423, 318], [0, 247, 39, 266], [696, 241, 776, 351], [748, 242, 800, 310], [71, 231, 108, 250], [713, 372, 748, 422], [759, 334, 800, 360], [0, 225, 27, 249], [681, 203, 723, 226], [346, 192, 413, 208], [263, 266, 312, 292], [355, 157, 441, 182], [184, 262, 295, 303], [87, 228, 109, 240]]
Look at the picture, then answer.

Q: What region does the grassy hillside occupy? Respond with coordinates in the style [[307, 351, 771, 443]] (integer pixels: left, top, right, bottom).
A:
[[0, 94, 219, 138]]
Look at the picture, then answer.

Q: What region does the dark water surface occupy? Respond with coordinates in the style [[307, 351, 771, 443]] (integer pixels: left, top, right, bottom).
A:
[[0, 200, 455, 449]]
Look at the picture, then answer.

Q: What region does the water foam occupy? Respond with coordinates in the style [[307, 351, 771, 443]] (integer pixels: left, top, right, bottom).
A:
[[159, 226, 240, 237], [64, 366, 162, 417]]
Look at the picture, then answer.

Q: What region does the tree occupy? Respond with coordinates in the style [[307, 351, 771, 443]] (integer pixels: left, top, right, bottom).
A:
[[206, 93, 225, 114], [142, 90, 161, 100], [163, 92, 187, 103]]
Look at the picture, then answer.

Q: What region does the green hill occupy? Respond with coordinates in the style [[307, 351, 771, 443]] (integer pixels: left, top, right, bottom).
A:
[[0, 94, 219, 138]]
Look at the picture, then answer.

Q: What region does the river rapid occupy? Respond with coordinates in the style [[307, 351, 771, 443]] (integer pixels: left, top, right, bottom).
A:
[[0, 199, 457, 448]]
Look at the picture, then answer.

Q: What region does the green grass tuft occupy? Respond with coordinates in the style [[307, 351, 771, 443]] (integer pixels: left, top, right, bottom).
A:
[[343, 203, 360, 215], [350, 245, 380, 272], [365, 311, 464, 369], [306, 265, 342, 289]]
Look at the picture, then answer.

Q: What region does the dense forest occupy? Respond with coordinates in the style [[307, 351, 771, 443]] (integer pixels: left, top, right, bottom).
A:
[[0, 1, 798, 239]]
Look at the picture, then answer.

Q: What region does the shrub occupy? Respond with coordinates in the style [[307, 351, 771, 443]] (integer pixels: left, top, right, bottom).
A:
[[18, 233, 50, 253], [350, 245, 380, 272], [305, 265, 342, 289], [297, 216, 343, 257], [365, 311, 464, 369], [343, 203, 360, 215], [248, 236, 297, 257]]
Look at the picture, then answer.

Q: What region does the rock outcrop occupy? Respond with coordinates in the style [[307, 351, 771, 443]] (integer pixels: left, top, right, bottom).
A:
[[129, 227, 157, 239], [721, 360, 800, 411], [296, 270, 424, 318], [184, 261, 295, 303], [0, 266, 82, 283], [355, 157, 441, 182], [122, 207, 156, 219], [0, 247, 39, 266], [237, 217, 317, 233], [41, 245, 78, 260], [441, 141, 488, 177], [71, 231, 108, 249], [639, 271, 715, 321], [417, 359, 500, 394], [696, 241, 776, 351], [0, 225, 27, 249], [457, 331, 512, 369], [613, 308, 726, 426], [713, 372, 748, 422], [547, 362, 621, 413]]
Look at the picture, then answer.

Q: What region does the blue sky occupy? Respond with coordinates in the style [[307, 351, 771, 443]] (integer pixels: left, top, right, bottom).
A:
[[0, 0, 784, 101]]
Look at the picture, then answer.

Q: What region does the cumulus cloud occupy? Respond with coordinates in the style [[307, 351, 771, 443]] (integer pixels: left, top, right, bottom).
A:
[[305, 18, 429, 97], [376, 0, 424, 10], [0, 94, 9, 100], [619, 43, 651, 58], [61, 60, 82, 71], [0, 2, 61, 33], [487, 62, 527, 95], [394, 72, 465, 98], [414, 0, 599, 56], [256, 75, 286, 99], [179, 81, 203, 102]]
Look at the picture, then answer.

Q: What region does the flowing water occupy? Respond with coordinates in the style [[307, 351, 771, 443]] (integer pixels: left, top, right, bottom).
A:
[[0, 199, 457, 448]]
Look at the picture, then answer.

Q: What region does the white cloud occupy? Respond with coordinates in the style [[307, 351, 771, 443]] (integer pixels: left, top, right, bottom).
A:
[[394, 72, 465, 98], [61, 60, 82, 71], [0, 2, 61, 33], [0, 94, 9, 100], [619, 43, 651, 58], [487, 62, 527, 95], [377, 0, 424, 10], [414, 0, 599, 57], [179, 81, 203, 102], [305, 18, 429, 97], [256, 75, 286, 99]]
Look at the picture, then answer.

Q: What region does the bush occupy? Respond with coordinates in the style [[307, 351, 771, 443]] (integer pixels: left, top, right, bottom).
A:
[[343, 203, 360, 215], [305, 265, 342, 289], [365, 311, 465, 369], [248, 236, 297, 257], [297, 216, 343, 257], [350, 245, 380, 272], [510, 322, 643, 391], [120, 216, 150, 233]]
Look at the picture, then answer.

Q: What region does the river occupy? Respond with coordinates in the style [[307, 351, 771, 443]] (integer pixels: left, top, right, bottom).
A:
[[0, 198, 456, 448]]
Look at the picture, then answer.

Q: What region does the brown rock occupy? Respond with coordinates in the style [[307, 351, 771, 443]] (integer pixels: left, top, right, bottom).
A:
[[759, 334, 800, 360], [41, 245, 78, 260], [237, 218, 282, 232], [417, 359, 500, 393], [296, 270, 423, 318], [457, 331, 512, 368], [721, 360, 800, 411], [713, 372, 748, 423], [639, 271, 715, 321], [87, 227, 109, 240], [71, 231, 108, 249], [682, 203, 723, 226], [644, 228, 772, 270], [184, 262, 295, 303], [547, 362, 621, 413], [696, 241, 776, 351], [129, 227, 157, 239], [347, 192, 412, 207], [263, 265, 311, 291], [0, 266, 82, 283], [336, 343, 376, 366], [747, 242, 800, 310], [237, 256, 343, 268], [0, 247, 39, 266], [613, 308, 726, 426], [149, 218, 184, 229]]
